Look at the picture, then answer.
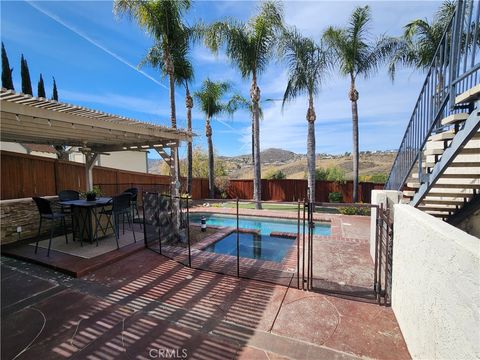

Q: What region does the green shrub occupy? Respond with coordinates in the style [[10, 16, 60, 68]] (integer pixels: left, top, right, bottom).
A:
[[339, 206, 371, 216], [360, 173, 388, 183], [328, 192, 343, 203], [315, 167, 346, 182], [265, 169, 286, 180]]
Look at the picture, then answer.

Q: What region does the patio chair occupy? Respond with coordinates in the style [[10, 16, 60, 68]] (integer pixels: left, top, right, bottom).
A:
[[100, 193, 136, 249], [122, 187, 141, 226], [32, 197, 69, 257], [58, 190, 80, 240]]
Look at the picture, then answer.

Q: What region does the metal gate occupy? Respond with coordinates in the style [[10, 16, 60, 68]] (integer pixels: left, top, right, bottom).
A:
[[302, 201, 394, 306], [374, 203, 394, 305]]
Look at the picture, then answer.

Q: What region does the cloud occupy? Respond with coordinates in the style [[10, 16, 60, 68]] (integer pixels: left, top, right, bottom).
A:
[[61, 89, 170, 119], [193, 46, 228, 64]]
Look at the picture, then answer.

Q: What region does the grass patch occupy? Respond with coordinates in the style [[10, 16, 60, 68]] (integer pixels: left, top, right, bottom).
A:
[[211, 202, 340, 214]]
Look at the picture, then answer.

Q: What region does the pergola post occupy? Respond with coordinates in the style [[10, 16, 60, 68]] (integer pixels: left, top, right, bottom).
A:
[[85, 152, 99, 191]]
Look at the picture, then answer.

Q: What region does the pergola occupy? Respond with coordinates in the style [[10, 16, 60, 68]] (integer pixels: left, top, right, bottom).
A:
[[0, 88, 192, 193]]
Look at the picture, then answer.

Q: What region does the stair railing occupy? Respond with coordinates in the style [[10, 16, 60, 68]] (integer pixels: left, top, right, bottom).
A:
[[385, 0, 479, 191]]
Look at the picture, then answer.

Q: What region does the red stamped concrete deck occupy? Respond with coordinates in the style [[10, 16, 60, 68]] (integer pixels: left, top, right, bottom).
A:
[[1, 251, 410, 360]]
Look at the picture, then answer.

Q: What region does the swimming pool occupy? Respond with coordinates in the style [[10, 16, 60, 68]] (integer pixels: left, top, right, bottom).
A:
[[203, 232, 294, 263], [190, 213, 331, 236]]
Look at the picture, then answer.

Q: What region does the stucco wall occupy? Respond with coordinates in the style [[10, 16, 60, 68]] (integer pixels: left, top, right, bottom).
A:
[[0, 141, 27, 154], [70, 150, 148, 173], [98, 151, 147, 173], [392, 204, 480, 360]]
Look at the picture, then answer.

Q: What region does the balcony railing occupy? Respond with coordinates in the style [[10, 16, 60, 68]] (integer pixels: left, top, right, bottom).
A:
[[385, 0, 479, 191]]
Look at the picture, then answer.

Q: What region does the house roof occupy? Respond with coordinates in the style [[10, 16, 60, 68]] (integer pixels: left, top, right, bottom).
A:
[[0, 88, 193, 153], [22, 143, 57, 154]]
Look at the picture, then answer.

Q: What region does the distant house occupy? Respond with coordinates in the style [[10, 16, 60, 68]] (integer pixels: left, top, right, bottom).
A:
[[0, 141, 148, 173]]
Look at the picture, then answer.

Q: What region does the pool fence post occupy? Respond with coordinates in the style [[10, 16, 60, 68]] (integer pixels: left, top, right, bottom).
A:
[[158, 193, 162, 255], [309, 201, 314, 290], [236, 198, 240, 278], [186, 195, 191, 268], [302, 198, 306, 290], [297, 199, 300, 289]]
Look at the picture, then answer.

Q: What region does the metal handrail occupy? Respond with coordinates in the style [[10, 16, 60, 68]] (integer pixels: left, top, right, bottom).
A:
[[385, 0, 479, 190]]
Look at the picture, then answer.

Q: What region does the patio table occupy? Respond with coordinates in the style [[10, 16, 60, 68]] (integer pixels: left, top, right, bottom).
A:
[[59, 197, 112, 245]]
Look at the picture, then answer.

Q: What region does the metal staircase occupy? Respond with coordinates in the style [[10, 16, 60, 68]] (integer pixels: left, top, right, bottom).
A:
[[385, 0, 480, 221]]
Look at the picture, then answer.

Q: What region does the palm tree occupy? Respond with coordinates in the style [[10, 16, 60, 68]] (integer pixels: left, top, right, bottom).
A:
[[194, 79, 241, 198], [141, 36, 195, 195], [388, 1, 456, 79], [114, 0, 191, 232], [323, 5, 394, 202], [114, 0, 190, 129], [280, 28, 330, 203], [202, 1, 284, 209]]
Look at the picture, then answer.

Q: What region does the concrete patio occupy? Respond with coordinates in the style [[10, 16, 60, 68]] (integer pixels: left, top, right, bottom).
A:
[[1, 249, 410, 360]]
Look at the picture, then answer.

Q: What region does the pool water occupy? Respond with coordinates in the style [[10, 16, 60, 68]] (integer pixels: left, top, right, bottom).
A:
[[203, 232, 294, 263], [190, 213, 331, 236]]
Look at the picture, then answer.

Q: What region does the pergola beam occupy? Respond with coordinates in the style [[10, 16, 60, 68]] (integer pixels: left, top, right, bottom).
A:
[[0, 89, 193, 199]]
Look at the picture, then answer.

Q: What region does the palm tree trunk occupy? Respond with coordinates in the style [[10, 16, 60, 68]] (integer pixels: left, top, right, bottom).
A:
[[186, 84, 193, 195], [206, 116, 215, 199], [251, 115, 255, 165], [251, 72, 262, 210], [306, 95, 316, 203], [349, 75, 359, 203], [166, 52, 180, 232]]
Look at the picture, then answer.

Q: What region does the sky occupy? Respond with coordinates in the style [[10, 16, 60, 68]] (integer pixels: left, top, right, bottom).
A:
[[1, 0, 442, 160]]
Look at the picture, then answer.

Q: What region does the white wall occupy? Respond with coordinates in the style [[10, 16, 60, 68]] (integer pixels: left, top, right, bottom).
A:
[[68, 149, 148, 173], [392, 204, 480, 360], [98, 151, 147, 173], [0, 141, 27, 154]]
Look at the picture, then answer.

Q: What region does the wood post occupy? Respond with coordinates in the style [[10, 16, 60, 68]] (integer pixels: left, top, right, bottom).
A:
[[85, 152, 99, 191]]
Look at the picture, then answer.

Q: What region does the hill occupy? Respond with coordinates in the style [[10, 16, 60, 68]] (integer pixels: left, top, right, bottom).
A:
[[149, 147, 396, 181]]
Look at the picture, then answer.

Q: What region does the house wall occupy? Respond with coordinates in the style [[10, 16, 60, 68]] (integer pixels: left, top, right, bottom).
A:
[[69, 150, 148, 173], [98, 151, 148, 173], [392, 204, 479, 360], [0, 141, 27, 154]]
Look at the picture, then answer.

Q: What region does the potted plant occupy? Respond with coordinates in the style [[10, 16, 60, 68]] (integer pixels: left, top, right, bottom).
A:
[[84, 186, 102, 201]]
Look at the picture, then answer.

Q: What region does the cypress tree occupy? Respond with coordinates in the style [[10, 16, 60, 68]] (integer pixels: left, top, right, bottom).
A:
[[20, 54, 33, 95], [37, 73, 46, 98], [52, 77, 58, 101], [1, 42, 14, 90]]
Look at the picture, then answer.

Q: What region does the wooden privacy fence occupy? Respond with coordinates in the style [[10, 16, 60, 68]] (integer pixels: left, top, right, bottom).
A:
[[1, 151, 383, 203], [227, 179, 384, 203], [0, 151, 209, 200]]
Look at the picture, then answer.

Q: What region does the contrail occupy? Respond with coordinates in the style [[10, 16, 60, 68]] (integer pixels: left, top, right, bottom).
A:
[[26, 1, 168, 89]]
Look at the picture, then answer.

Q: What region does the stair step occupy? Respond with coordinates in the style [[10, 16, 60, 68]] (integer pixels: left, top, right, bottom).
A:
[[419, 205, 458, 211], [426, 140, 449, 150], [428, 192, 474, 198], [422, 198, 466, 205], [455, 84, 480, 104], [407, 182, 420, 188], [403, 190, 415, 197], [440, 113, 469, 125], [424, 148, 444, 155], [428, 130, 456, 141]]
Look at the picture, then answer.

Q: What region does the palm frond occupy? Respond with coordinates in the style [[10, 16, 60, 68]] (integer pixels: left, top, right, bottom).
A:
[[280, 27, 330, 111]]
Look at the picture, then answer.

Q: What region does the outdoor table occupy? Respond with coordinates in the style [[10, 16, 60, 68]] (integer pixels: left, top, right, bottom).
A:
[[59, 197, 113, 245]]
